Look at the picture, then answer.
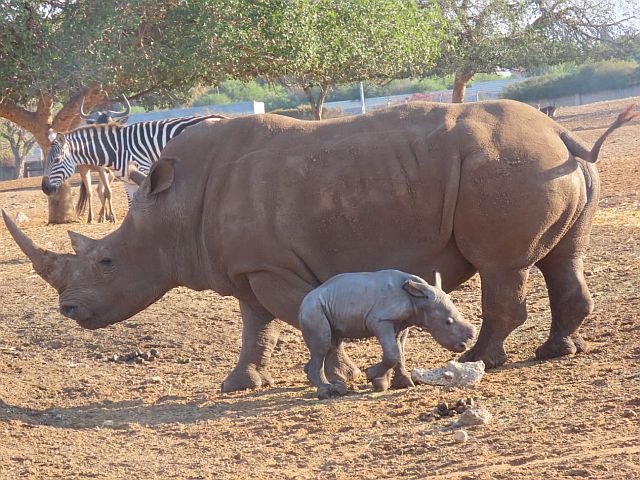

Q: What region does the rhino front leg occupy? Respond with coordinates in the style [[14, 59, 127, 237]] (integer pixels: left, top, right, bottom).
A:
[[390, 328, 415, 389], [535, 256, 592, 360], [221, 301, 280, 393], [246, 269, 361, 384], [366, 321, 402, 392], [460, 268, 529, 368]]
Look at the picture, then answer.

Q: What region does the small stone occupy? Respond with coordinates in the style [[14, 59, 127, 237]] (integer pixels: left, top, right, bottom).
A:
[[453, 430, 468, 443], [456, 398, 466, 407], [465, 397, 475, 407], [177, 358, 191, 365], [140, 352, 150, 361], [455, 407, 492, 427], [134, 357, 144, 364], [455, 405, 466, 414], [146, 355, 156, 362], [108, 355, 118, 362], [437, 402, 449, 416], [418, 412, 434, 422], [145, 376, 163, 384], [15, 212, 29, 223], [102, 420, 114, 428], [622, 410, 637, 419], [373, 420, 382, 427], [150, 348, 160, 358], [447, 409, 457, 417]]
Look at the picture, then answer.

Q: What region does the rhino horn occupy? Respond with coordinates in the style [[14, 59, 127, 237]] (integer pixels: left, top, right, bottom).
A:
[[433, 269, 442, 289], [2, 210, 65, 289]]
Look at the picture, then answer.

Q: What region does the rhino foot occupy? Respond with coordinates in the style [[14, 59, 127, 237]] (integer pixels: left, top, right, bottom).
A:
[[317, 381, 348, 400], [371, 376, 391, 392], [390, 371, 415, 390], [535, 334, 587, 360], [326, 357, 362, 383], [459, 344, 507, 369], [220, 365, 274, 393]]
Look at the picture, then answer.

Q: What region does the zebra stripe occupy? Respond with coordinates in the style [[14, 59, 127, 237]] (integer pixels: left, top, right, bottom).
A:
[[44, 114, 226, 189]]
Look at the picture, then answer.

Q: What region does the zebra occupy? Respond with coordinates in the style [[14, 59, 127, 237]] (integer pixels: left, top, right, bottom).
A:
[[42, 113, 228, 206], [75, 95, 131, 223]]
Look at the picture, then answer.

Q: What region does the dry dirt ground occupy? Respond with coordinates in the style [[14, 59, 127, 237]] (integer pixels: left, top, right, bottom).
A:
[[1, 100, 639, 479]]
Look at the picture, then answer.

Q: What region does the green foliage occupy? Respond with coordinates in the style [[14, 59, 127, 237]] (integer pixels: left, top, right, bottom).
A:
[[502, 60, 640, 101], [0, 1, 227, 108], [270, 105, 344, 120]]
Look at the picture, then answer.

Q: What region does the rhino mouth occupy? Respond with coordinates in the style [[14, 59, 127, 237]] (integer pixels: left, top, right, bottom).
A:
[[59, 302, 95, 326]]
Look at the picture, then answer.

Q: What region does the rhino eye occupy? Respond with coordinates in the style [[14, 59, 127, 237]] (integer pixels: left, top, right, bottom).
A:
[[99, 257, 113, 266]]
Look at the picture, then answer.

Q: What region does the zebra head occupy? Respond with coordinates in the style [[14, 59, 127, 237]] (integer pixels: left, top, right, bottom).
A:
[[42, 130, 75, 195]]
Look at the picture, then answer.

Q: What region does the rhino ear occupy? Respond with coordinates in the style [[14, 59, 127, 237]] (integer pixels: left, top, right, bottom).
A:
[[403, 279, 430, 298], [68, 231, 96, 255], [144, 157, 177, 197]]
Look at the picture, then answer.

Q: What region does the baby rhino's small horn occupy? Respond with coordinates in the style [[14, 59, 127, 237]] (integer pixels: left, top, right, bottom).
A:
[[433, 269, 442, 289]]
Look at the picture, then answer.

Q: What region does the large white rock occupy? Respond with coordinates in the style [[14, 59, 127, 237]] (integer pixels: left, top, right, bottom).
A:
[[411, 360, 485, 388]]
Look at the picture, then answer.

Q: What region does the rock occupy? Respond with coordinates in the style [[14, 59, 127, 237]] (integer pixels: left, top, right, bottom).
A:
[[466, 397, 475, 407], [15, 212, 29, 224], [437, 402, 449, 416], [134, 357, 144, 364], [177, 357, 191, 364], [107, 355, 119, 362], [101, 420, 114, 428], [418, 412, 435, 422], [455, 405, 466, 414], [455, 407, 492, 427], [453, 430, 468, 443], [372, 420, 382, 427], [622, 409, 637, 419], [411, 360, 485, 388], [140, 351, 150, 361], [150, 348, 159, 358]]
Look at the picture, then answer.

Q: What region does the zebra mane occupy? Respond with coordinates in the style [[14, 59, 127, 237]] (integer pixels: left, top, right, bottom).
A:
[[63, 122, 125, 135]]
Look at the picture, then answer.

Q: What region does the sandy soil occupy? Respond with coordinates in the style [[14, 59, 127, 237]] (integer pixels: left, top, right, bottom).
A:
[[0, 100, 639, 479]]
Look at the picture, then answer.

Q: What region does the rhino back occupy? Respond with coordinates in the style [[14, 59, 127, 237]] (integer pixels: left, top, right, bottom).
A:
[[159, 105, 466, 287]]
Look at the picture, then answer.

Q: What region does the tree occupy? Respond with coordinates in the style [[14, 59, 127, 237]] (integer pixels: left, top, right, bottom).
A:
[[423, 0, 639, 102], [207, 0, 448, 119], [0, 120, 36, 179], [0, 0, 227, 222]]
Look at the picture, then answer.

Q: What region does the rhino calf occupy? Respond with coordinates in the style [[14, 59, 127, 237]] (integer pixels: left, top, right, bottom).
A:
[[299, 269, 476, 399]]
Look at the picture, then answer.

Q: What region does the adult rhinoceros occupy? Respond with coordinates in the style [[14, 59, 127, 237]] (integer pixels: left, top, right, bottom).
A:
[[4, 100, 637, 392]]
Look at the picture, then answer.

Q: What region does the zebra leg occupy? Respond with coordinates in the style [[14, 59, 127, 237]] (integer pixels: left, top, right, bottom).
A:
[[77, 165, 94, 224], [97, 167, 116, 223]]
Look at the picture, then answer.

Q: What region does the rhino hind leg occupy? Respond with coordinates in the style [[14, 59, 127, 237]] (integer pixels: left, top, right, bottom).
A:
[[221, 301, 279, 393], [324, 341, 362, 384], [460, 268, 529, 368], [535, 256, 592, 360]]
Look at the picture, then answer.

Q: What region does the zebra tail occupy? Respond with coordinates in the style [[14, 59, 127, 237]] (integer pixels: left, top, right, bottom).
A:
[[76, 182, 89, 216]]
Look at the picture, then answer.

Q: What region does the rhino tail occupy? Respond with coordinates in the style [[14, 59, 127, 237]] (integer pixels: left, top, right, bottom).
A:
[[560, 104, 639, 163]]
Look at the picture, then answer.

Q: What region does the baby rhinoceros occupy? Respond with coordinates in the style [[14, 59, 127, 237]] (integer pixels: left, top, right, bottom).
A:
[[299, 269, 476, 399]]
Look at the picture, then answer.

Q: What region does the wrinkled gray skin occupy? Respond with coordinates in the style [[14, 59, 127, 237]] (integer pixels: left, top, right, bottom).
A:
[[3, 101, 638, 394], [300, 270, 476, 399]]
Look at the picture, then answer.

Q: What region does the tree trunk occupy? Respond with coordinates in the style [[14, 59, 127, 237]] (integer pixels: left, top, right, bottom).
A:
[[303, 82, 331, 120], [10, 144, 25, 179], [452, 72, 474, 103], [47, 181, 76, 224]]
